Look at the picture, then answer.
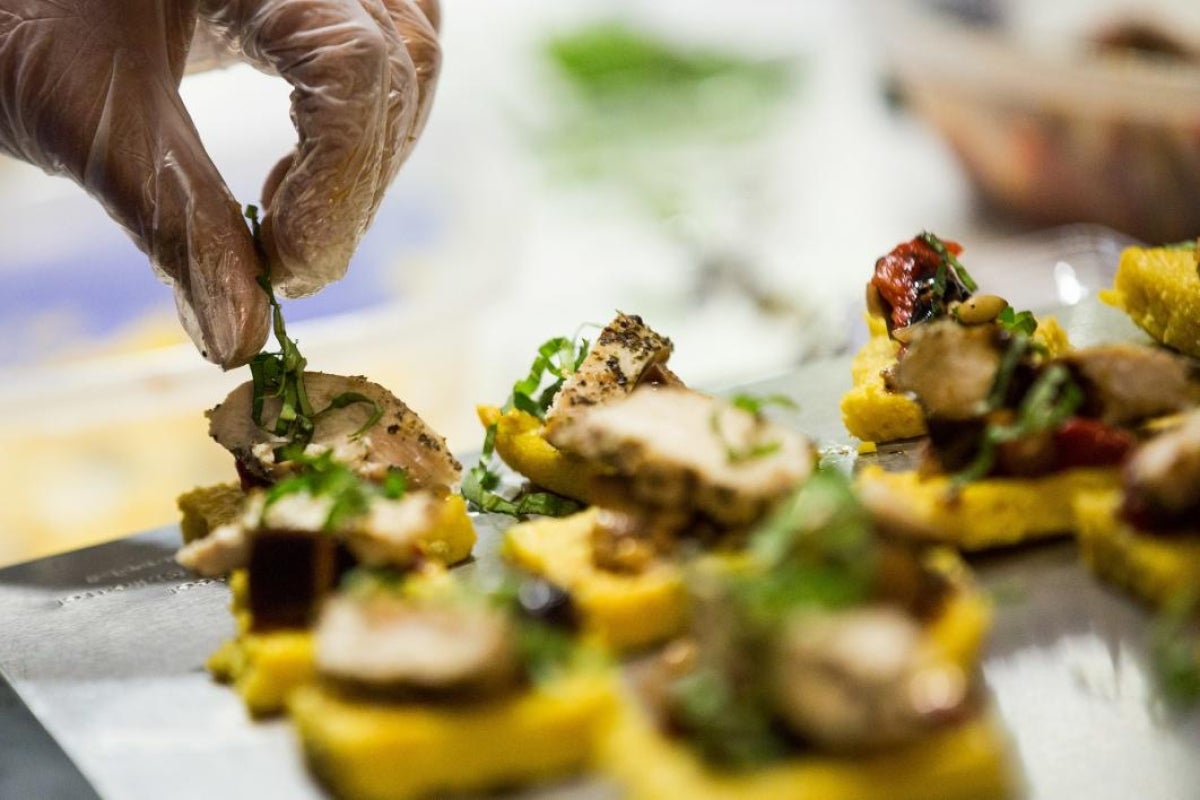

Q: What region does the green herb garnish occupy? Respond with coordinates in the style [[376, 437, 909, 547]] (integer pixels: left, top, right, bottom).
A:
[[244, 205, 382, 458], [920, 231, 979, 294], [953, 363, 1083, 485], [730, 393, 798, 416], [262, 450, 407, 532], [339, 565, 410, 598], [461, 333, 592, 517], [1152, 591, 1200, 709], [709, 393, 797, 464], [746, 468, 877, 610], [667, 666, 790, 769], [669, 469, 879, 769], [505, 335, 591, 421], [996, 306, 1038, 337]]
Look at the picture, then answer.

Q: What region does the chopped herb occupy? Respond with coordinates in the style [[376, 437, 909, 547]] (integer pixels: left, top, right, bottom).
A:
[[461, 332, 592, 517], [461, 434, 583, 518], [729, 392, 798, 416], [504, 334, 592, 421], [669, 469, 881, 770], [491, 577, 581, 684], [710, 394, 795, 464], [953, 363, 1084, 485], [243, 205, 381, 458], [996, 306, 1038, 337], [339, 565, 410, 598], [262, 450, 407, 532], [1152, 592, 1200, 709], [514, 618, 578, 684], [919, 231, 978, 293], [985, 333, 1032, 411], [746, 468, 876, 609], [667, 666, 789, 769]]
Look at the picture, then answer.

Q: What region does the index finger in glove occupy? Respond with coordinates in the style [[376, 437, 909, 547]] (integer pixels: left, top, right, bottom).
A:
[[202, 0, 424, 297]]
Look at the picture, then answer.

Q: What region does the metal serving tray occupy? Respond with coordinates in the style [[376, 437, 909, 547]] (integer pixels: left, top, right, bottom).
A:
[[2, 225, 1197, 799]]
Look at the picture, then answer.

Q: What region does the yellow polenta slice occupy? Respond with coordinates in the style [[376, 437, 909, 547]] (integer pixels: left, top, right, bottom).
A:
[[502, 509, 687, 652], [290, 672, 617, 800], [924, 548, 992, 668], [177, 482, 245, 544], [1075, 489, 1200, 609], [477, 405, 610, 502], [856, 464, 1120, 550], [208, 496, 475, 717], [1102, 246, 1200, 358], [840, 315, 1071, 445], [208, 629, 316, 719], [841, 315, 928, 444], [411, 493, 477, 567], [601, 703, 1014, 800], [600, 553, 1012, 800]]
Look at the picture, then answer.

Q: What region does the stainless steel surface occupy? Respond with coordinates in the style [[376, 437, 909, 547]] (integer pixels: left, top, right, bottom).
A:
[[1, 226, 1197, 798]]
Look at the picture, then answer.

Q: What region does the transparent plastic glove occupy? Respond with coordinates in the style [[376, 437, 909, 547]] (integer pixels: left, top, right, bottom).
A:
[[0, 0, 440, 368]]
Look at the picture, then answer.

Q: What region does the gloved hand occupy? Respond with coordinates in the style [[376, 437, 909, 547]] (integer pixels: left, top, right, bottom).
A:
[[0, 0, 440, 368]]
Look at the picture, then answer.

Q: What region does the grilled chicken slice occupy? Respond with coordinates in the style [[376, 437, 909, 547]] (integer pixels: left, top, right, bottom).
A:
[[772, 607, 970, 751], [547, 387, 814, 528], [887, 320, 1004, 420], [1059, 345, 1200, 427], [315, 597, 522, 698], [176, 488, 447, 577], [254, 489, 447, 568], [208, 372, 461, 489], [1123, 410, 1200, 530], [543, 313, 680, 435], [175, 522, 249, 578]]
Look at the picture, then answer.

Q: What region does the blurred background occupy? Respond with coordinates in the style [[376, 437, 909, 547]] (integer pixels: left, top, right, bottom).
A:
[[1, 0, 1198, 565]]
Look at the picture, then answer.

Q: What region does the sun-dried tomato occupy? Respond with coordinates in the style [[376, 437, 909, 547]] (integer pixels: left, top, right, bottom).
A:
[[1052, 417, 1136, 470], [870, 236, 970, 331]]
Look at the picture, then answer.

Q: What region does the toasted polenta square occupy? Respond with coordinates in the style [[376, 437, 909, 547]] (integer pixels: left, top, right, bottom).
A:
[[502, 509, 687, 652], [856, 465, 1120, 551], [290, 672, 617, 800], [413, 493, 477, 567], [923, 548, 992, 669], [841, 315, 927, 444], [177, 482, 245, 544], [600, 701, 1015, 800], [1102, 246, 1200, 359], [1075, 489, 1200, 609], [477, 406, 611, 502], [841, 315, 1071, 445], [208, 629, 316, 718]]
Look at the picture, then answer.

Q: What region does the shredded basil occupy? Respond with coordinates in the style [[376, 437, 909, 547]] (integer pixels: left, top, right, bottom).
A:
[[667, 666, 789, 769], [996, 306, 1038, 337], [669, 468, 880, 769], [1152, 592, 1200, 709], [461, 431, 583, 518], [339, 565, 410, 597], [730, 392, 798, 416], [953, 363, 1084, 485], [263, 450, 407, 532], [461, 332, 592, 517], [710, 393, 797, 464], [243, 205, 382, 458], [919, 231, 979, 293], [504, 335, 592, 421]]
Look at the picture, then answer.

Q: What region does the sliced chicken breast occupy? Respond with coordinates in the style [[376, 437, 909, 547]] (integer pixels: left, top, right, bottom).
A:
[[547, 387, 814, 528], [208, 372, 461, 489]]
